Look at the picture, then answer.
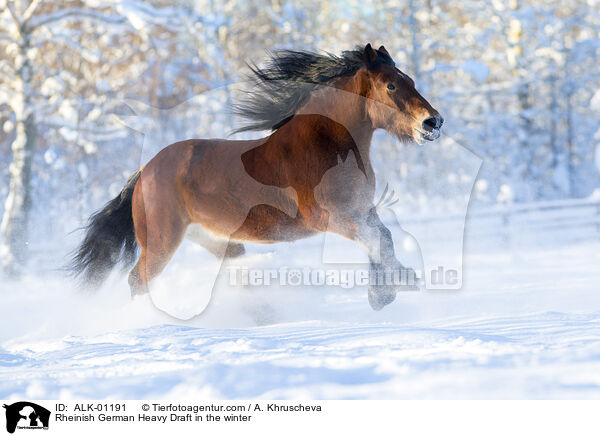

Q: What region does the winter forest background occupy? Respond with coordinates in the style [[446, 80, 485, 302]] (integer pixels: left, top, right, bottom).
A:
[[1, 0, 600, 275]]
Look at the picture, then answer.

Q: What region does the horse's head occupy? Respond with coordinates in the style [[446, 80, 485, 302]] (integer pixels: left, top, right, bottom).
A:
[[361, 43, 443, 144]]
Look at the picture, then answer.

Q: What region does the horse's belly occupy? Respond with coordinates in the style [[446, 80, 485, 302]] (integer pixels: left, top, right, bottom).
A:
[[201, 204, 315, 243]]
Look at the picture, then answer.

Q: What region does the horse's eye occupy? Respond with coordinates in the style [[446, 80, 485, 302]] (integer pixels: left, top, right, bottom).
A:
[[387, 83, 396, 91]]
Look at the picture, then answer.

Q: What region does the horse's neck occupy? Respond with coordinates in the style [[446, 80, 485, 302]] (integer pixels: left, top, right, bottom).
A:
[[298, 83, 375, 157]]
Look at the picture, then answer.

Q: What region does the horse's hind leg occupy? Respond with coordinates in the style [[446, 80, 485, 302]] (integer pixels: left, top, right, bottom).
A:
[[128, 227, 187, 297], [128, 190, 188, 297]]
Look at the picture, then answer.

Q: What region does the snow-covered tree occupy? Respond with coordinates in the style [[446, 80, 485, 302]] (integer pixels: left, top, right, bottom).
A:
[[0, 0, 204, 276]]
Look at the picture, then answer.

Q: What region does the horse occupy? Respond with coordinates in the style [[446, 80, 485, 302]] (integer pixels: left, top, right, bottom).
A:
[[70, 43, 443, 311]]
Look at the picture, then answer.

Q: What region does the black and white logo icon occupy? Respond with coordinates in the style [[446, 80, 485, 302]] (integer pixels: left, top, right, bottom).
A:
[[3, 402, 50, 434]]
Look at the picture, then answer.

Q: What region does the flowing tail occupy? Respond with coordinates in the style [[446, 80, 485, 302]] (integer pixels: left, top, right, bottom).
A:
[[69, 169, 142, 287]]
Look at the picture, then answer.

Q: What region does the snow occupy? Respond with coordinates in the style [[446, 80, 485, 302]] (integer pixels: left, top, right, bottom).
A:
[[1, 207, 599, 400]]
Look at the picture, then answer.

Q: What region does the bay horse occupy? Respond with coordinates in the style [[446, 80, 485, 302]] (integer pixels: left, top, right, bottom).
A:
[[70, 44, 443, 310]]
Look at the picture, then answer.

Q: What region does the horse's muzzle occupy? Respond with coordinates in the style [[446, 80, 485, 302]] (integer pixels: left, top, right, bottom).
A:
[[418, 115, 443, 142]]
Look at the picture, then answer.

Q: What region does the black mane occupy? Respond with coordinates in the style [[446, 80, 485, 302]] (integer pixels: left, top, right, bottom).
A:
[[233, 46, 394, 132]]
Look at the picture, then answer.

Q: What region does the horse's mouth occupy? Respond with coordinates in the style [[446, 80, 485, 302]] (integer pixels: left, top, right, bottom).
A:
[[415, 128, 440, 145]]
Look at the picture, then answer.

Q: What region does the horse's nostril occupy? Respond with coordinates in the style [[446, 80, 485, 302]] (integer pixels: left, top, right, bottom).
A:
[[422, 116, 439, 131]]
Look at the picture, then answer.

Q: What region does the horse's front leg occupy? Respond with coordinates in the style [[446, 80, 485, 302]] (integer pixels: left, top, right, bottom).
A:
[[303, 197, 415, 310], [360, 207, 418, 309]]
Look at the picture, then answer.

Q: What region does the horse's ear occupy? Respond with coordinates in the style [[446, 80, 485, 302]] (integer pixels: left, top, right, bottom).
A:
[[363, 43, 378, 67], [378, 45, 390, 56]]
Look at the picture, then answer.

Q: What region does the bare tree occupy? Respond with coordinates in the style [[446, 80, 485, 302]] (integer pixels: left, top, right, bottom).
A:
[[0, 0, 189, 276]]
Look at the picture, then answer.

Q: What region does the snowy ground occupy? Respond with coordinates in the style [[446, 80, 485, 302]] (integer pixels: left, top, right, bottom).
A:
[[1, 211, 599, 400]]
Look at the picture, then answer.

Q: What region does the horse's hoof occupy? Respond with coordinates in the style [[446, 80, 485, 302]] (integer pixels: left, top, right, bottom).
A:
[[368, 286, 396, 311]]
